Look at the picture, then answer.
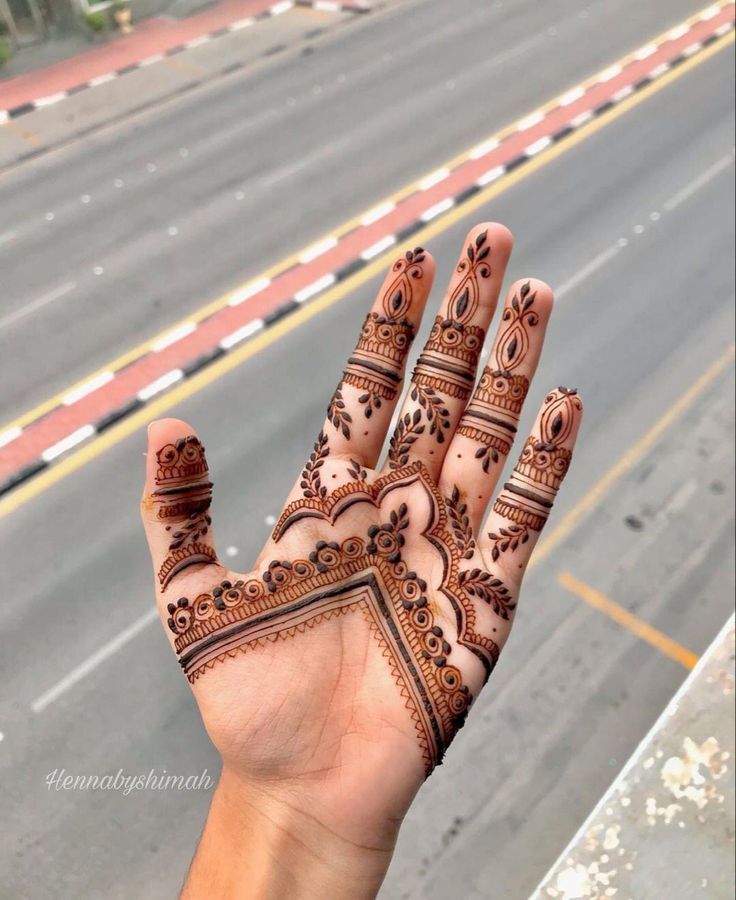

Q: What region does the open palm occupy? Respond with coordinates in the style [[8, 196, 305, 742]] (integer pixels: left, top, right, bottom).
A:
[[141, 223, 582, 897]]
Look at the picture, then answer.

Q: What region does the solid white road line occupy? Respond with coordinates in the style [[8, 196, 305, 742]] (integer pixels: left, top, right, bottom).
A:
[[30, 608, 159, 713], [554, 244, 622, 300], [0, 281, 76, 331], [663, 153, 734, 211]]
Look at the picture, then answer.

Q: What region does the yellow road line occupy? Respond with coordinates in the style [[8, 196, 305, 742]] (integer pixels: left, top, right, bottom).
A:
[[559, 571, 699, 669], [2, 120, 40, 147], [1, 3, 731, 436], [532, 343, 735, 569], [0, 33, 732, 521]]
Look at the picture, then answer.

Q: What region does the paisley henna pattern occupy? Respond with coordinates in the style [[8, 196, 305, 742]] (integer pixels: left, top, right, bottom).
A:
[[411, 231, 490, 404], [170, 463, 505, 773], [493, 387, 581, 531], [325, 249, 424, 442], [458, 281, 539, 472], [153, 436, 218, 589]]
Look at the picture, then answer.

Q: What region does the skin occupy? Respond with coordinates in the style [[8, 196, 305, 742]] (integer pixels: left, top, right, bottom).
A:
[[140, 223, 583, 899]]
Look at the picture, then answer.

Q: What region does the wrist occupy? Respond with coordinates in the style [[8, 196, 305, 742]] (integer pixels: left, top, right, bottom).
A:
[[182, 767, 395, 900]]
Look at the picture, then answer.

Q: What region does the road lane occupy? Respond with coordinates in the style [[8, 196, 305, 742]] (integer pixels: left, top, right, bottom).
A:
[[0, 0, 722, 422], [0, 39, 733, 898]]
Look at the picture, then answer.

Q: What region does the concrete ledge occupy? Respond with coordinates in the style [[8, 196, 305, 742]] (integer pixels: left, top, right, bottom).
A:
[[532, 615, 735, 900]]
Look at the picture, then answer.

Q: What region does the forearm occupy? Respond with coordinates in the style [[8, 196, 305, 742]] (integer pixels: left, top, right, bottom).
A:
[[182, 768, 394, 900]]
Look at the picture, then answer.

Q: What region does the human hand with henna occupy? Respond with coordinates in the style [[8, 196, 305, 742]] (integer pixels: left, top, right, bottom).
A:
[[140, 223, 583, 900]]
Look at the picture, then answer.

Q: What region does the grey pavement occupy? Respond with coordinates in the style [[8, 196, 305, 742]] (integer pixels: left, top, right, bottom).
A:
[[532, 617, 735, 900], [0, 0, 716, 422], [0, 2, 734, 898]]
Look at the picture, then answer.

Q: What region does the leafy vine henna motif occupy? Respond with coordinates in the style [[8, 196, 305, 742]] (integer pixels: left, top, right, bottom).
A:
[[172, 463, 505, 773], [300, 431, 329, 500], [458, 281, 539, 472], [347, 458, 368, 482], [327, 384, 352, 439], [457, 569, 516, 620], [153, 436, 218, 588], [446, 486, 476, 560], [326, 249, 424, 441], [487, 524, 530, 562], [411, 231, 490, 403], [387, 385, 451, 468], [493, 387, 581, 531]]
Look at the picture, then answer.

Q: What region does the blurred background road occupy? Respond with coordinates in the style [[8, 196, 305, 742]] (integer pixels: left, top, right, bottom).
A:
[[0, 0, 734, 897]]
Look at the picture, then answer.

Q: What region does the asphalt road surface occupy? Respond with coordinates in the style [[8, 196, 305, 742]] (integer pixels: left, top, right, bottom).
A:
[[1, 1, 734, 898]]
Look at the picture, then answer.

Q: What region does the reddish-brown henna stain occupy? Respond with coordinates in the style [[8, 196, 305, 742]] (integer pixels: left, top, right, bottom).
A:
[[493, 387, 580, 531], [326, 248, 425, 442], [169, 463, 504, 774], [458, 281, 539, 472], [153, 436, 218, 589], [388, 233, 491, 469]]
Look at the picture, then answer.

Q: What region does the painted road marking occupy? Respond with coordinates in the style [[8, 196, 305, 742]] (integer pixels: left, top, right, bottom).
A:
[[531, 344, 736, 569], [663, 151, 735, 210], [30, 608, 159, 713], [0, 281, 76, 331], [559, 572, 699, 669], [2, 5, 731, 447], [0, 33, 734, 519], [26, 345, 729, 712]]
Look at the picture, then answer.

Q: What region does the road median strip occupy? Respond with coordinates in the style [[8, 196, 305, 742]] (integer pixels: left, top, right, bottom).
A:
[[0, 2, 733, 500]]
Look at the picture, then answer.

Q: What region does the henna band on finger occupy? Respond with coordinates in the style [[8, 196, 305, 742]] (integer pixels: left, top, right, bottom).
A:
[[493, 388, 580, 531], [458, 281, 538, 472], [153, 436, 218, 589]]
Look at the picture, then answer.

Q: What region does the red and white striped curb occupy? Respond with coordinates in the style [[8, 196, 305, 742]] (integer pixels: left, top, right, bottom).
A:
[[0, 3, 732, 495], [0, 0, 368, 125]]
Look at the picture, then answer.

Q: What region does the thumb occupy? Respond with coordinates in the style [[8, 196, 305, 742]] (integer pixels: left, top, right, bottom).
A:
[[140, 418, 221, 597]]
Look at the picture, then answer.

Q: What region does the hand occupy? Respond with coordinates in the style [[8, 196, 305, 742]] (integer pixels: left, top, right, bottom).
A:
[[140, 223, 583, 899]]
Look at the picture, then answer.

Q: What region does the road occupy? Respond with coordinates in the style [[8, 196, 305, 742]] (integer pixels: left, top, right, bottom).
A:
[[0, 0, 722, 420], [0, 1, 734, 898]]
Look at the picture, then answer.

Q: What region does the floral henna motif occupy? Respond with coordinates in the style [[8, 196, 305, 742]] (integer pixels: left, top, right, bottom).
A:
[[493, 387, 581, 531], [153, 436, 218, 589], [458, 281, 539, 472], [170, 463, 505, 773]]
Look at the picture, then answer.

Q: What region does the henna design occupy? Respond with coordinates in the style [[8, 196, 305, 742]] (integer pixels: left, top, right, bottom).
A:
[[411, 232, 490, 404], [458, 569, 516, 620], [458, 281, 539, 471], [347, 458, 368, 481], [487, 524, 530, 562], [300, 431, 329, 500], [326, 250, 423, 441], [327, 384, 352, 439], [388, 385, 451, 468], [174, 463, 506, 773], [448, 230, 491, 323], [493, 388, 581, 531], [446, 487, 476, 560], [152, 436, 218, 588]]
